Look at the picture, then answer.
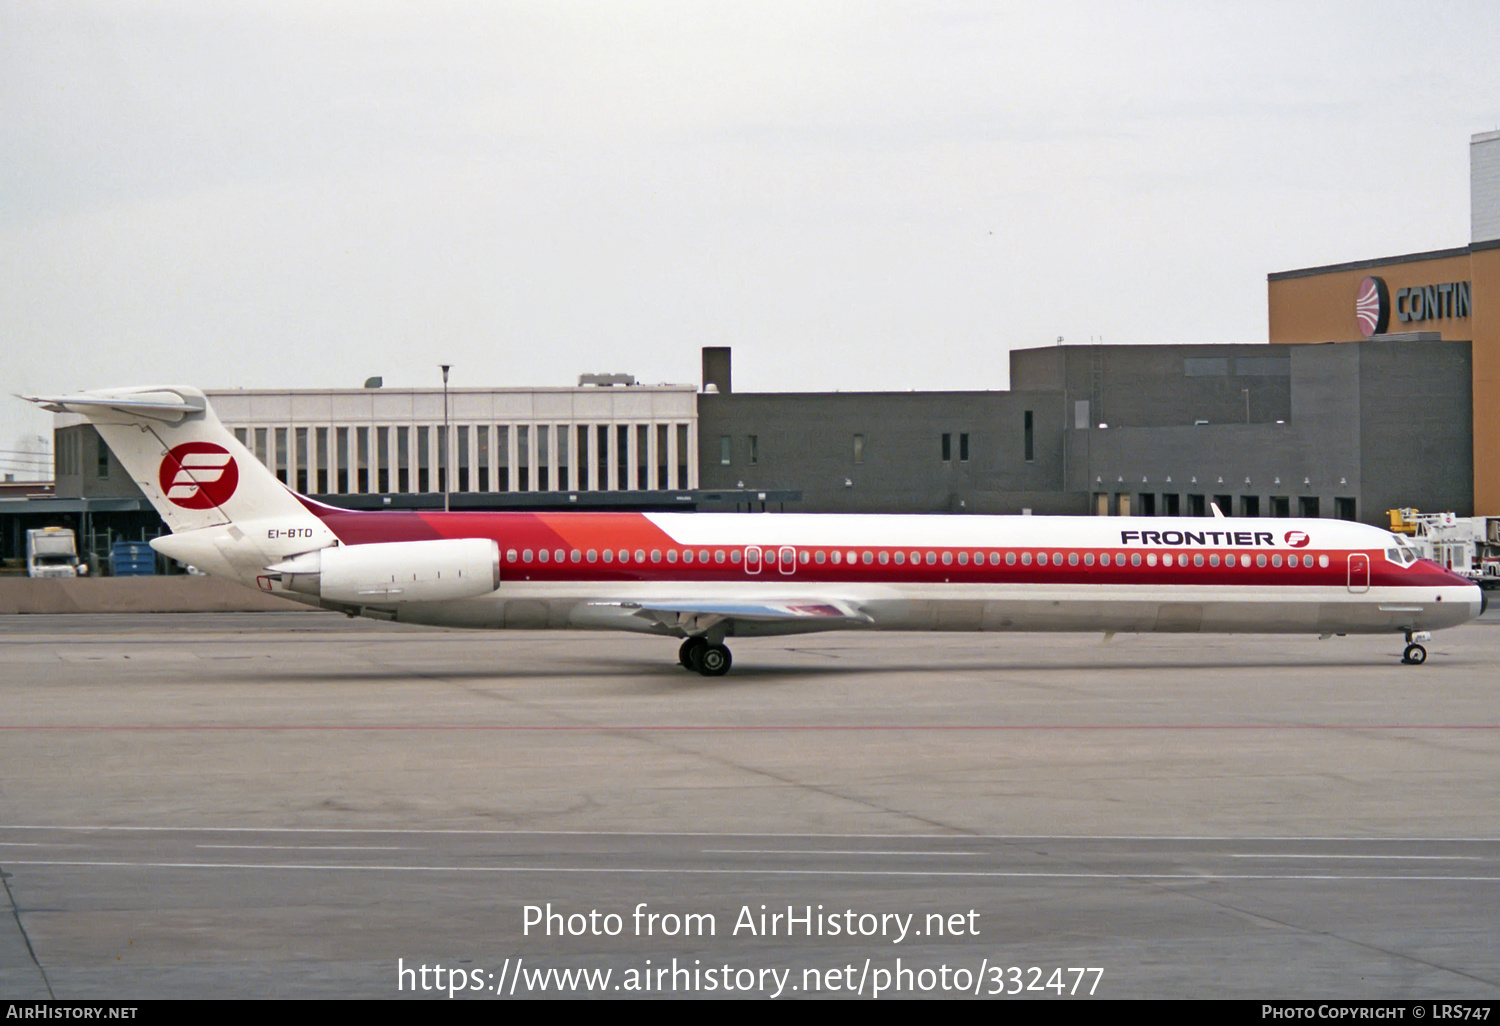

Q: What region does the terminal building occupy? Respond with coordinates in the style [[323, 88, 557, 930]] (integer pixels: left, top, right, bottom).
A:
[[5, 132, 1495, 570], [1267, 129, 1500, 514]]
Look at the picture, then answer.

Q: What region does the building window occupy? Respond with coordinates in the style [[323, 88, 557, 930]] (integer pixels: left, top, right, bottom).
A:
[[1270, 495, 1289, 517], [941, 433, 952, 462], [1240, 495, 1259, 518], [1335, 497, 1356, 521], [494, 426, 509, 492], [336, 427, 350, 492], [416, 425, 430, 493], [959, 433, 969, 462], [315, 427, 328, 493], [275, 428, 289, 486], [1299, 496, 1320, 518], [852, 434, 864, 464], [720, 435, 732, 466], [1139, 493, 1156, 516], [516, 425, 529, 492], [295, 427, 309, 493], [96, 438, 109, 479], [748, 435, 758, 466], [1024, 410, 1034, 462], [1162, 493, 1180, 516]]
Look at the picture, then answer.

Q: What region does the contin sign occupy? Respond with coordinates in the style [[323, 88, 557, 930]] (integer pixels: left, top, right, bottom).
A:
[[159, 442, 239, 509]]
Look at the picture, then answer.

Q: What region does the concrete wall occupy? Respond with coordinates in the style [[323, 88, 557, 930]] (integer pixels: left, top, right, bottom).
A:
[[0, 577, 311, 614], [54, 425, 147, 501], [1012, 343, 1293, 430], [1358, 339, 1473, 517], [698, 391, 1077, 514], [1057, 339, 1473, 523]]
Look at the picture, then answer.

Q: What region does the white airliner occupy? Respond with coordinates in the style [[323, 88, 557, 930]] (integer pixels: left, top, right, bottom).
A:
[[27, 386, 1484, 674]]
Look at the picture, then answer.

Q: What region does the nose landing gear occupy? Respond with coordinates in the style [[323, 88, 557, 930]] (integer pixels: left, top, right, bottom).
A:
[[1401, 630, 1430, 665]]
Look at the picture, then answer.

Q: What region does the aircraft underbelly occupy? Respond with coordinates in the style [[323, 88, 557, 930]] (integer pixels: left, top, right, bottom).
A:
[[377, 581, 1479, 636]]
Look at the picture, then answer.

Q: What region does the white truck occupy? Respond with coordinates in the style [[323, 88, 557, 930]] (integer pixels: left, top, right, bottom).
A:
[[1388, 510, 1500, 590], [26, 527, 87, 578]]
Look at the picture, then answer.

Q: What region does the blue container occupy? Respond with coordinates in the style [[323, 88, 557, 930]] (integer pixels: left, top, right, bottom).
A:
[[111, 540, 157, 576]]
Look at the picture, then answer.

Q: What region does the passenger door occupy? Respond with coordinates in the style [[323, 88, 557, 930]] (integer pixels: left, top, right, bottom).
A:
[[1347, 553, 1369, 593]]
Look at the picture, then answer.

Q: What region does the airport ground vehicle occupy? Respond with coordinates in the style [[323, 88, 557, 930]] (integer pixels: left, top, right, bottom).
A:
[[1388, 509, 1500, 590], [26, 526, 86, 578], [25, 387, 1485, 672]]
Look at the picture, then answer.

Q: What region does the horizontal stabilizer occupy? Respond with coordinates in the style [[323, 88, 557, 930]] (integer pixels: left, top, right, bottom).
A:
[[22, 389, 206, 423]]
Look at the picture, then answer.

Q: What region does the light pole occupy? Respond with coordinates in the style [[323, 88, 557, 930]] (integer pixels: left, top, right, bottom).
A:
[[441, 364, 451, 513]]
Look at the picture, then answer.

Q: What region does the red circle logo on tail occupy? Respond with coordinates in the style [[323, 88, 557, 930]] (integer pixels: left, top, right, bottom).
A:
[[1284, 530, 1311, 548], [159, 442, 239, 509]]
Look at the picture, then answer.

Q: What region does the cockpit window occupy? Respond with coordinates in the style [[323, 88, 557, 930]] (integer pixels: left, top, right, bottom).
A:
[[1386, 536, 1418, 566]]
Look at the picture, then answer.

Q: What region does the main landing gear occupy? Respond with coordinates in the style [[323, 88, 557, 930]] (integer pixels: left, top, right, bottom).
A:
[[678, 637, 732, 677], [1401, 631, 1430, 666]]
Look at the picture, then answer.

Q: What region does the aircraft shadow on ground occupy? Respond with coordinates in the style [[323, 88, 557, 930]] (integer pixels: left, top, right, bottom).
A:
[[214, 654, 1435, 686]]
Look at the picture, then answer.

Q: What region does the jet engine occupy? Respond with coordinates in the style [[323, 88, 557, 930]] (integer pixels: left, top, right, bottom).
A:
[[269, 538, 500, 604]]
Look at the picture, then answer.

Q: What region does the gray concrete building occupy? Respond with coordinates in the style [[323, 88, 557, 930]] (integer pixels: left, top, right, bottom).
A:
[[698, 389, 1075, 514], [700, 339, 1473, 524], [1019, 339, 1473, 522]]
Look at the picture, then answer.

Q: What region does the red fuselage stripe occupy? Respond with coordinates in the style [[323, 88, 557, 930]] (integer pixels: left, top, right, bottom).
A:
[[308, 509, 1462, 591]]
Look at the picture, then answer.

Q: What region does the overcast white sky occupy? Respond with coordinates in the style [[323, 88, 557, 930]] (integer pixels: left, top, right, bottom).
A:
[[4, 1, 1498, 468]]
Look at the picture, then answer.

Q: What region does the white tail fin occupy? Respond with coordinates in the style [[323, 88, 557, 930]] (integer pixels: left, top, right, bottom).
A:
[[25, 386, 337, 580]]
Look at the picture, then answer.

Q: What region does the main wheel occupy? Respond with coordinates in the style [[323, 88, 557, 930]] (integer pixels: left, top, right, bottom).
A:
[[1402, 643, 1427, 665], [696, 643, 732, 677], [679, 637, 707, 670]]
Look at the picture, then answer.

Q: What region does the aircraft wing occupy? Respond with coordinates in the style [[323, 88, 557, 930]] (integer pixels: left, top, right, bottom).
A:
[[589, 598, 873, 634]]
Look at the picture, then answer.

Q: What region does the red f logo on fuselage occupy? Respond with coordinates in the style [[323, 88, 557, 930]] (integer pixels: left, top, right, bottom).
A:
[[159, 442, 239, 509], [1284, 530, 1311, 548]]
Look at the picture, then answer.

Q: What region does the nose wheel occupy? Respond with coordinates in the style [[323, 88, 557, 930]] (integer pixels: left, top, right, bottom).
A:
[[677, 637, 732, 676], [1401, 631, 1429, 665]]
